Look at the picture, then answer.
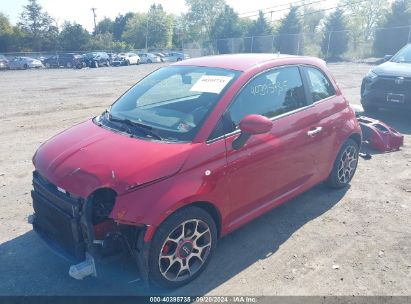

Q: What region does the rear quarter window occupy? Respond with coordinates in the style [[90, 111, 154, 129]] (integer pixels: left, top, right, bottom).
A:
[[304, 67, 336, 102]]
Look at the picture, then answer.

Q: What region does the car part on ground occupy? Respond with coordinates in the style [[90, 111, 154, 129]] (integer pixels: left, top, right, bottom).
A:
[[358, 116, 404, 152], [29, 53, 361, 288], [361, 43, 411, 112]]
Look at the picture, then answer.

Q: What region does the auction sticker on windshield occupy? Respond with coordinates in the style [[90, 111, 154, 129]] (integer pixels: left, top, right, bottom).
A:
[[190, 75, 233, 94]]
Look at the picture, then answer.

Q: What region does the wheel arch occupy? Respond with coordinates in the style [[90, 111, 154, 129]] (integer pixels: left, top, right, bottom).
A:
[[144, 200, 223, 242], [348, 132, 362, 147]]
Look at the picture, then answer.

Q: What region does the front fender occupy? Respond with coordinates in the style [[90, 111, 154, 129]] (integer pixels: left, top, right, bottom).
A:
[[109, 141, 230, 241]]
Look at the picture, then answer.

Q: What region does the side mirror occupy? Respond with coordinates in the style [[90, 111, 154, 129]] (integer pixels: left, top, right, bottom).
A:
[[384, 55, 393, 62], [232, 115, 273, 150]]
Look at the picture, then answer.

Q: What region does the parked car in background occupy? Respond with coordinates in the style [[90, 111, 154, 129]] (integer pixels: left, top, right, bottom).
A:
[[43, 53, 84, 69], [138, 52, 161, 63], [9, 56, 43, 69], [111, 53, 140, 66], [154, 52, 166, 62], [0, 55, 9, 70], [361, 43, 411, 112], [30, 54, 361, 289], [163, 52, 190, 62], [83, 52, 110, 68]]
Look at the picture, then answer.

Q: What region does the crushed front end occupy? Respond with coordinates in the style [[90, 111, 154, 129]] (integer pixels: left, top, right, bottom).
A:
[[30, 171, 150, 281]]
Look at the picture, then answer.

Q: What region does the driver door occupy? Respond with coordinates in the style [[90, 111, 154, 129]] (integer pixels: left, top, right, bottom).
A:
[[223, 66, 322, 230]]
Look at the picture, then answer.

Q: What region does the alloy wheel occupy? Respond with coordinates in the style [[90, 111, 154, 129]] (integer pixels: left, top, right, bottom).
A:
[[158, 219, 212, 282], [337, 145, 358, 184]]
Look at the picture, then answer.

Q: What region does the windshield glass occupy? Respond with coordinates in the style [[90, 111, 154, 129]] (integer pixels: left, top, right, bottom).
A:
[[107, 66, 240, 142], [391, 44, 411, 63]]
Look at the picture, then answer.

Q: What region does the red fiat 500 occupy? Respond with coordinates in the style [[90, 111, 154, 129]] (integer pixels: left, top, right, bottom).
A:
[[30, 54, 361, 288]]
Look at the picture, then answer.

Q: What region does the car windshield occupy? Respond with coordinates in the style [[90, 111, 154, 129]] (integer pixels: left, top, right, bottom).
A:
[[106, 66, 240, 142], [391, 44, 411, 63]]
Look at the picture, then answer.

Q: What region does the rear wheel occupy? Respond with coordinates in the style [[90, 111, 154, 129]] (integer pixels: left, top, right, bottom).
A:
[[147, 59, 152, 63], [148, 207, 217, 289], [23, 64, 28, 69], [326, 138, 359, 189]]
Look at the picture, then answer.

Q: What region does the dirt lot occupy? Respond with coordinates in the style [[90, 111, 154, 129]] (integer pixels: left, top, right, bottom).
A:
[[0, 62, 410, 296]]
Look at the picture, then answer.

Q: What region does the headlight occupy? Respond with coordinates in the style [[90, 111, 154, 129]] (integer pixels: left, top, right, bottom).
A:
[[366, 70, 378, 81]]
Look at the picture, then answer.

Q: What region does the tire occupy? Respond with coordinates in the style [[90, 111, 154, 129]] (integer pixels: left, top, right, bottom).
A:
[[177, 58, 182, 62], [148, 206, 217, 289], [137, 59, 140, 65], [23, 64, 28, 69], [125, 60, 130, 66], [326, 138, 359, 189], [92, 61, 99, 68], [147, 59, 152, 64], [66, 62, 72, 68]]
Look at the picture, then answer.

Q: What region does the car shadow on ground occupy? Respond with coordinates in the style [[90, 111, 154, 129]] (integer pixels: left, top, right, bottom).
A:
[[0, 184, 348, 296]]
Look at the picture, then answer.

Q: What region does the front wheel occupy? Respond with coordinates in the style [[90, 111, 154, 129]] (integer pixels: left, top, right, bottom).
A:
[[148, 207, 217, 289], [326, 138, 359, 189]]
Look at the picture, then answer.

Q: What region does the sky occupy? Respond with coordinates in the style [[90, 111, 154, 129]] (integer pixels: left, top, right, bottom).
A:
[[0, 0, 338, 31]]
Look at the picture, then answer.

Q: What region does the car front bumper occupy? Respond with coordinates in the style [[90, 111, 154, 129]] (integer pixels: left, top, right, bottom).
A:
[[361, 77, 411, 110]]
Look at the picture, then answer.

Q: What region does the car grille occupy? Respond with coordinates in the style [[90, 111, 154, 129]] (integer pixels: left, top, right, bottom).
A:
[[31, 171, 85, 261], [374, 76, 411, 94]]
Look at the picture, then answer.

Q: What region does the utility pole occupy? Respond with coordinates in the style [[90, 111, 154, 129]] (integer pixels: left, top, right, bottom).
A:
[[91, 8, 97, 34]]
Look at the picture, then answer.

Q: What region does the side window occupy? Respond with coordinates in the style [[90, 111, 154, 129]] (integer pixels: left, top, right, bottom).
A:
[[226, 66, 306, 129], [304, 67, 336, 102]]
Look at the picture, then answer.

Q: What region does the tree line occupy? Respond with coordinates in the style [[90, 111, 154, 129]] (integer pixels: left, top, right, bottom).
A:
[[0, 0, 410, 58]]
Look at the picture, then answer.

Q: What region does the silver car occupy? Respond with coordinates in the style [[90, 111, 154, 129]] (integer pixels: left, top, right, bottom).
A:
[[9, 57, 43, 69], [163, 52, 190, 62], [137, 53, 161, 64]]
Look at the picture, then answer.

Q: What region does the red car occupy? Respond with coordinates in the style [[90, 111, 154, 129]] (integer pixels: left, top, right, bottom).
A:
[[30, 54, 361, 288]]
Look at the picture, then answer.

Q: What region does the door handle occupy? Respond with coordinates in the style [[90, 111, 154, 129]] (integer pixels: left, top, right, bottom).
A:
[[307, 126, 323, 137]]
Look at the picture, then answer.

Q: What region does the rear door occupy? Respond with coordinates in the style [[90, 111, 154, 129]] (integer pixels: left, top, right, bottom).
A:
[[222, 66, 325, 228]]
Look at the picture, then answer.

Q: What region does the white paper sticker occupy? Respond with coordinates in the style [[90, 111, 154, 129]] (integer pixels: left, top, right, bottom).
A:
[[190, 75, 233, 94]]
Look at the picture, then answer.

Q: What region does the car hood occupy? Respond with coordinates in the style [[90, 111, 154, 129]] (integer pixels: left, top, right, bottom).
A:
[[373, 61, 411, 78], [33, 119, 193, 198]]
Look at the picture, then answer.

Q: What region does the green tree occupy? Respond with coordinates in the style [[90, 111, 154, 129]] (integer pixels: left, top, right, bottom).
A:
[[122, 5, 172, 49], [373, 0, 411, 56], [276, 6, 302, 54], [321, 8, 349, 59], [95, 17, 114, 35], [184, 0, 225, 42], [18, 0, 56, 51], [210, 5, 242, 53], [113, 12, 134, 41], [342, 0, 389, 41], [248, 11, 272, 36], [59, 22, 91, 51], [0, 13, 20, 52], [122, 13, 146, 48]]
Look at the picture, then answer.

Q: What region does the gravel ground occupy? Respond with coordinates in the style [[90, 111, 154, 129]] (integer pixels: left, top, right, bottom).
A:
[[0, 62, 410, 296]]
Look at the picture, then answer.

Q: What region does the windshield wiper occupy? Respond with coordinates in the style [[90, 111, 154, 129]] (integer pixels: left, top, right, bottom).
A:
[[107, 112, 163, 141]]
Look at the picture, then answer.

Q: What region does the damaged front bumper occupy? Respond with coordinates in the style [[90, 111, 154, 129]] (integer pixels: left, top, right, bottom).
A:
[[30, 171, 151, 282]]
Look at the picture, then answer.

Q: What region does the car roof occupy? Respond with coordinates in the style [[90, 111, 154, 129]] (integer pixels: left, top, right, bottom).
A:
[[172, 53, 322, 71]]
